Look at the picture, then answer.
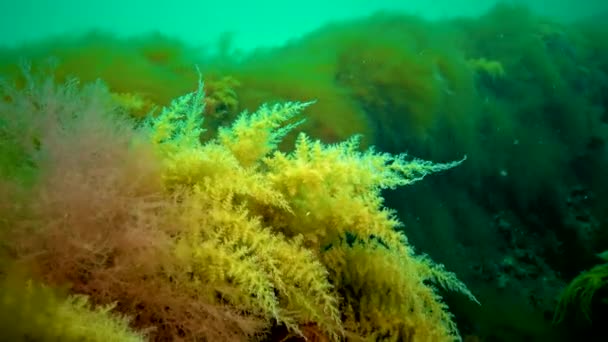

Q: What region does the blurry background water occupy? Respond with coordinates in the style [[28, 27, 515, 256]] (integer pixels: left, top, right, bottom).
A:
[[1, 0, 607, 50]]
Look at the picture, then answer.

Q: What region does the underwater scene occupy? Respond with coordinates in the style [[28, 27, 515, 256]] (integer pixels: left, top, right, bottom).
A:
[[1, 1, 608, 341]]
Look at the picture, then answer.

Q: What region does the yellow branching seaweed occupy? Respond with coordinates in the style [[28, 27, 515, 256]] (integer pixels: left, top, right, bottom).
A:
[[323, 241, 457, 341], [0, 274, 144, 342], [143, 77, 477, 341], [264, 132, 466, 247], [219, 100, 311, 167], [145, 82, 341, 338], [173, 183, 342, 338], [144, 76, 206, 153]]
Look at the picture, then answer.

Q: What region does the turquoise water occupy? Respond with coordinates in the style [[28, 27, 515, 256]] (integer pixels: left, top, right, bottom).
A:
[[1, 0, 607, 50]]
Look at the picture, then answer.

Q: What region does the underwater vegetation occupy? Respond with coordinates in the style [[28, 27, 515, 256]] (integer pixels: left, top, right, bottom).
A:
[[1, 2, 608, 341], [553, 250, 608, 324], [0, 70, 477, 341]]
